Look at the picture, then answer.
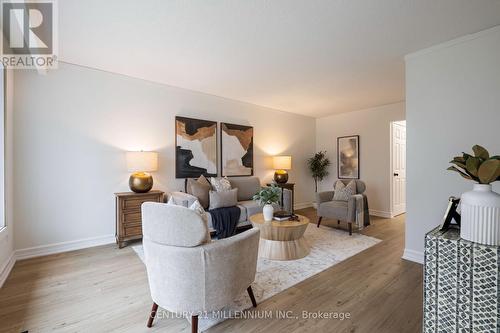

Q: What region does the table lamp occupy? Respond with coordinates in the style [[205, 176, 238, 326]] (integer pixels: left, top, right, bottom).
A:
[[273, 155, 292, 184], [126, 151, 158, 193]]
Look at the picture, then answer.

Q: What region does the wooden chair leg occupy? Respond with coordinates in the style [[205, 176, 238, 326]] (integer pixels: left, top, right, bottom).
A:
[[337, 220, 340, 224], [147, 302, 158, 328], [191, 315, 198, 333], [247, 286, 257, 308], [317, 216, 322, 228], [348, 222, 352, 236]]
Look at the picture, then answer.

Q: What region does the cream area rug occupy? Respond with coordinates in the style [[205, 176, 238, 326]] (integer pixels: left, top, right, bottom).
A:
[[132, 224, 380, 332]]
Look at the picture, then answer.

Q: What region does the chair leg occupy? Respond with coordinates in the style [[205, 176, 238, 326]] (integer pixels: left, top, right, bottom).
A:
[[191, 315, 198, 333], [337, 220, 340, 224], [247, 286, 257, 308], [317, 216, 322, 228], [147, 302, 158, 328], [348, 222, 352, 236]]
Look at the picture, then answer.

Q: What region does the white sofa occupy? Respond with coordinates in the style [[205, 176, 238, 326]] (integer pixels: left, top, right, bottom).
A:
[[141, 202, 260, 332], [170, 176, 292, 232]]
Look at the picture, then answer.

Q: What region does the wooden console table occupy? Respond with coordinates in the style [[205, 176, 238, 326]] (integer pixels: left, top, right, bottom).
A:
[[115, 190, 164, 248]]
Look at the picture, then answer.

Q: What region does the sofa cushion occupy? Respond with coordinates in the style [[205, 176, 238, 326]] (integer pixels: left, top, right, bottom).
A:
[[237, 200, 263, 218], [228, 177, 261, 201], [187, 176, 211, 209], [318, 200, 349, 220], [209, 188, 238, 210]]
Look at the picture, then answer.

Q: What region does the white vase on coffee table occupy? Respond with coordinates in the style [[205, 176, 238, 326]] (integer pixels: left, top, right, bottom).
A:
[[460, 184, 500, 245], [263, 204, 274, 222]]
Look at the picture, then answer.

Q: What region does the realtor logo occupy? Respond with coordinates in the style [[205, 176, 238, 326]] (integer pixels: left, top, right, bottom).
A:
[[1, 0, 57, 69]]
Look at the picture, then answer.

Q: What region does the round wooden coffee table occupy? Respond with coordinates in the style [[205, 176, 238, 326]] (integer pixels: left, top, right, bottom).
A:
[[249, 213, 310, 260]]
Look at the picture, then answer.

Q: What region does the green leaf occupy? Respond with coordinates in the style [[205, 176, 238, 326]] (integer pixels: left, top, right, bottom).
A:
[[449, 160, 466, 169], [478, 159, 500, 184], [447, 166, 473, 180], [473, 145, 490, 160], [452, 156, 466, 163], [465, 157, 480, 177]]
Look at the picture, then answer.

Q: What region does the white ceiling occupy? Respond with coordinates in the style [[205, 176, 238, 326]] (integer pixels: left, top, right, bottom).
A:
[[59, 0, 500, 118]]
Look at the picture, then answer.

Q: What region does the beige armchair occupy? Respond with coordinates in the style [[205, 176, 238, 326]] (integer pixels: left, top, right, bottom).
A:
[[141, 202, 260, 332], [316, 180, 367, 235]]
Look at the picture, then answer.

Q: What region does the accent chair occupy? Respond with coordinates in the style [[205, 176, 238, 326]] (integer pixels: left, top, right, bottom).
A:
[[141, 202, 260, 333], [316, 180, 367, 235]]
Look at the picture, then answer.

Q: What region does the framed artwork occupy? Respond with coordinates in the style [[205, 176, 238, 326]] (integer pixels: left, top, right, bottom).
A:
[[220, 122, 253, 176], [440, 196, 461, 231], [337, 135, 360, 179], [175, 116, 217, 178]]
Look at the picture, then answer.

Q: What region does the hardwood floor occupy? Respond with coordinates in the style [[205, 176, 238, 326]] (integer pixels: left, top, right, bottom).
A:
[[0, 209, 422, 333]]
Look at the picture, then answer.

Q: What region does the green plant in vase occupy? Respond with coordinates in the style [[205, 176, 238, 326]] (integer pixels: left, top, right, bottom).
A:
[[253, 185, 281, 221]]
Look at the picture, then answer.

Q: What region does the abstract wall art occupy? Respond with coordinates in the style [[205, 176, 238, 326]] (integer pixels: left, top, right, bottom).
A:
[[220, 122, 253, 176], [175, 116, 217, 178], [337, 135, 359, 179]]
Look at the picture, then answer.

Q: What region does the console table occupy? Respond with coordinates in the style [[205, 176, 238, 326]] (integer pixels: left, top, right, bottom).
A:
[[115, 190, 164, 248], [424, 226, 500, 332]]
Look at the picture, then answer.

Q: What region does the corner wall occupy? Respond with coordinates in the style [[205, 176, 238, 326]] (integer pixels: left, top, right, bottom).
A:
[[13, 63, 316, 252], [405, 26, 500, 263], [0, 70, 15, 287], [315, 102, 405, 217]]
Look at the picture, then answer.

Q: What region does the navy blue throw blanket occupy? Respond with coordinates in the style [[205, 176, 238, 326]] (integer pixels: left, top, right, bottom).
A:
[[208, 206, 241, 239]]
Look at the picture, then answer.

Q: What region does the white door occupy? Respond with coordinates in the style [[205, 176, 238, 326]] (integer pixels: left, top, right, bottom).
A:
[[391, 121, 406, 216]]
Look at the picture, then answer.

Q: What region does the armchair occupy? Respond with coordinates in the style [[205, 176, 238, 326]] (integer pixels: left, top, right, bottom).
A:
[[315, 180, 367, 235], [141, 202, 260, 332]]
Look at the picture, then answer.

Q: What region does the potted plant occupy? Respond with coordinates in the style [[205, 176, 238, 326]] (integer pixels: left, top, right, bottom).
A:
[[448, 145, 500, 245], [307, 151, 331, 192], [253, 185, 281, 221]]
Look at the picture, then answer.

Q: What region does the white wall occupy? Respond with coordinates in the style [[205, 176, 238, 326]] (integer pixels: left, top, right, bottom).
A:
[[0, 70, 15, 287], [405, 26, 500, 263], [13, 62, 316, 251], [316, 102, 405, 216]]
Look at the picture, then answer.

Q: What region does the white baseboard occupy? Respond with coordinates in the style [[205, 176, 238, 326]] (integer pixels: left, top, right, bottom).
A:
[[15, 234, 116, 261], [0, 252, 16, 288], [295, 202, 313, 210], [402, 248, 424, 264], [369, 209, 392, 218]]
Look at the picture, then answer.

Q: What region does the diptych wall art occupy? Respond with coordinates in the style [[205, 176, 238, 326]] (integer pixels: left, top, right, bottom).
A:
[[337, 135, 359, 179], [175, 116, 217, 178], [220, 123, 254, 176]]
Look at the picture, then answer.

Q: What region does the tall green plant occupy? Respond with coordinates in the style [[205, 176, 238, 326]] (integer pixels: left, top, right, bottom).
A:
[[448, 145, 500, 184], [307, 151, 331, 192]]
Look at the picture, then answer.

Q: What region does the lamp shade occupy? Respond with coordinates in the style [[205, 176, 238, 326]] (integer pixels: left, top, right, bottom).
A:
[[126, 151, 158, 172], [273, 155, 292, 170]]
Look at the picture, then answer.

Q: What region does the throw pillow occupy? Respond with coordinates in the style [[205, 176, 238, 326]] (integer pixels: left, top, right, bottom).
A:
[[209, 188, 238, 210], [189, 200, 211, 244], [168, 191, 197, 207], [333, 180, 357, 201], [210, 177, 232, 192], [187, 176, 211, 209]]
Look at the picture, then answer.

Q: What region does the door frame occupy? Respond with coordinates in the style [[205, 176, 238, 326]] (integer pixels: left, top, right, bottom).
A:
[[389, 120, 406, 218]]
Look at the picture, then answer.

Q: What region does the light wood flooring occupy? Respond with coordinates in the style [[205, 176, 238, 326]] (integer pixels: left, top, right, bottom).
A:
[[0, 209, 422, 333]]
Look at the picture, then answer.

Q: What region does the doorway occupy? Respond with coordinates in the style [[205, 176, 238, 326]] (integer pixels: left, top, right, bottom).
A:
[[390, 120, 406, 217]]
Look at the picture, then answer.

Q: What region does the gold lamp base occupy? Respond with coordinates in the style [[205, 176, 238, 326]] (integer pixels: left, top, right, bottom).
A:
[[274, 170, 289, 184], [129, 172, 153, 193]]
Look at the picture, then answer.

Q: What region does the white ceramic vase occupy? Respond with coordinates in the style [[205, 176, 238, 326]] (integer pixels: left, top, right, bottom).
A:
[[263, 204, 274, 222], [460, 184, 500, 245]]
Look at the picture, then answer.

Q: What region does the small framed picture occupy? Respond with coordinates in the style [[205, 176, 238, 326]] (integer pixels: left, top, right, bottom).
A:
[[440, 196, 461, 231], [337, 135, 360, 179]]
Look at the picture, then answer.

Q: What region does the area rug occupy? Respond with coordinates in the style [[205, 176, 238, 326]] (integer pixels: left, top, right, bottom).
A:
[[132, 224, 380, 332]]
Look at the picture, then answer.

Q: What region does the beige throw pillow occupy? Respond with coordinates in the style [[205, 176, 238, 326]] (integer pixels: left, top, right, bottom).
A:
[[209, 188, 238, 210], [333, 180, 357, 201], [189, 200, 211, 243], [210, 177, 232, 192], [187, 175, 211, 209]]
